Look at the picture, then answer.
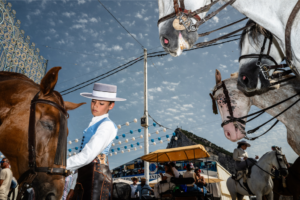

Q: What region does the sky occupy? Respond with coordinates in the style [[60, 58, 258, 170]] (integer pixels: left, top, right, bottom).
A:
[[6, 0, 298, 169]]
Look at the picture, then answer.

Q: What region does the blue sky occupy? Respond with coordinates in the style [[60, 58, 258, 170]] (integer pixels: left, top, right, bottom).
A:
[[8, 0, 298, 169]]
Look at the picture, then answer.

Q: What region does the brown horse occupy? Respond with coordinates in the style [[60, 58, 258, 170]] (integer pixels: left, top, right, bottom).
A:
[[0, 67, 85, 200], [273, 157, 300, 200]]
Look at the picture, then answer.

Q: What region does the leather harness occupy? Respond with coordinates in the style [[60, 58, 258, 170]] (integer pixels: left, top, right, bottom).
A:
[[17, 91, 70, 200]]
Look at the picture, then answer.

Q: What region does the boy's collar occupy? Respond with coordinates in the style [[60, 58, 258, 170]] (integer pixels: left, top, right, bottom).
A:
[[91, 113, 109, 122]]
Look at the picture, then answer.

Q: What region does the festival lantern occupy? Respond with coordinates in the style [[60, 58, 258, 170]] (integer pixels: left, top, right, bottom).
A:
[[140, 135, 143, 139], [73, 152, 76, 155], [75, 147, 79, 150], [130, 144, 134, 148], [153, 122, 156, 127], [167, 138, 170, 141], [175, 137, 178, 140], [125, 122, 129, 126], [173, 132, 176, 136], [156, 130, 159, 134], [110, 153, 113, 156], [132, 137, 135, 141], [112, 143, 115, 146], [153, 142, 156, 145], [68, 153, 71, 157], [118, 141, 122, 144], [163, 128, 167, 132], [139, 145, 143, 149], [114, 152, 117, 155], [158, 137, 161, 141], [134, 118, 137, 123], [68, 141, 72, 144], [138, 129, 142, 133], [151, 139, 154, 143], [130, 130, 133, 134], [160, 140, 163, 144], [121, 150, 124, 153], [68, 149, 72, 152], [111, 149, 115, 152], [117, 147, 121, 151], [166, 135, 169, 138], [115, 136, 119, 140], [148, 133, 151, 137], [137, 142, 140, 146], [117, 125, 121, 129], [125, 139, 129, 143], [134, 147, 137, 151], [127, 149, 131, 152], [124, 146, 127, 149], [122, 134, 126, 138], [0, 155, 3, 158], [75, 139, 79, 143]]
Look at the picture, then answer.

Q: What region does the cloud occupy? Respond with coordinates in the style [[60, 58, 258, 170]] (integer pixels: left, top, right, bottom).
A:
[[167, 108, 179, 113], [149, 87, 162, 93], [90, 18, 98, 23], [183, 104, 193, 108], [77, 19, 88, 23], [213, 16, 219, 23], [78, 0, 86, 4], [135, 12, 143, 19], [171, 96, 178, 99], [70, 24, 85, 29], [63, 12, 75, 18], [111, 45, 123, 51], [118, 78, 126, 83], [125, 42, 134, 48]]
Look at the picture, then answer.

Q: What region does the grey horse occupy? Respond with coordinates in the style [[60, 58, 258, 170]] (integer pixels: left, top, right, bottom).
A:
[[226, 150, 288, 200]]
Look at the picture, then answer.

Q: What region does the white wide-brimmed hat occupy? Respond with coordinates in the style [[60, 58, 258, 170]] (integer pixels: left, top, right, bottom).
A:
[[80, 83, 126, 101], [237, 140, 251, 147]]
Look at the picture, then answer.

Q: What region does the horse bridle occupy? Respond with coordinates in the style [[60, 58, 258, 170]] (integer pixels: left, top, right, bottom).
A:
[[17, 91, 70, 199]]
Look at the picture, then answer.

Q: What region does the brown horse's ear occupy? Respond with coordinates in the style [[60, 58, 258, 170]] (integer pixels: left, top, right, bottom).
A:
[[215, 69, 222, 84], [64, 101, 86, 111], [40, 67, 61, 96]]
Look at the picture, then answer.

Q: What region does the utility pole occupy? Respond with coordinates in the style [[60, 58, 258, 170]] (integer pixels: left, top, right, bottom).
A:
[[143, 48, 149, 184]]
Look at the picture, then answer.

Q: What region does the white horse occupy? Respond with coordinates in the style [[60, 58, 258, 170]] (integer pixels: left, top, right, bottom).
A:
[[157, 0, 300, 69], [211, 69, 300, 155], [226, 149, 288, 200], [238, 20, 285, 93]]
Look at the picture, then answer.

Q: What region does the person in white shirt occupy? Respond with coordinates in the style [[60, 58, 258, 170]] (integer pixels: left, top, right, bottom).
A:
[[183, 163, 203, 193], [169, 162, 180, 178], [233, 140, 259, 171], [0, 158, 12, 200], [130, 177, 139, 199], [66, 83, 126, 200]]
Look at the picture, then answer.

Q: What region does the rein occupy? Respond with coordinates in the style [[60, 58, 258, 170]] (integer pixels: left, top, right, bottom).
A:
[[17, 91, 70, 200]]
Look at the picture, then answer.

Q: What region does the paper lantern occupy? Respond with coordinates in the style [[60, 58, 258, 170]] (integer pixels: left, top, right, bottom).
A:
[[122, 134, 126, 138], [110, 153, 113, 156], [121, 150, 124, 153], [153, 142, 156, 145], [163, 128, 166, 132], [139, 145, 143, 149], [151, 139, 154, 143], [114, 152, 117, 155], [148, 133, 151, 137], [160, 140, 163, 144], [111, 149, 115, 152], [117, 147, 121, 151], [116, 136, 119, 140], [175, 137, 178, 140], [124, 146, 127, 149], [138, 129, 142, 133], [137, 142, 140, 146], [118, 141, 122, 144], [158, 137, 161, 141], [68, 153, 71, 157], [166, 135, 169, 138], [153, 122, 156, 127], [125, 139, 129, 143], [140, 135, 143, 139], [173, 132, 176, 136], [75, 139, 79, 143], [0, 155, 3, 158], [112, 143, 115, 146], [73, 152, 76, 155], [167, 138, 170, 141], [75, 147, 79, 150], [156, 130, 159, 134], [68, 141, 72, 144], [118, 125, 121, 129], [134, 147, 137, 151], [134, 118, 137, 123], [130, 130, 133, 134], [127, 149, 131, 152], [131, 144, 134, 148], [132, 137, 135, 141], [126, 122, 129, 126], [68, 149, 72, 152]]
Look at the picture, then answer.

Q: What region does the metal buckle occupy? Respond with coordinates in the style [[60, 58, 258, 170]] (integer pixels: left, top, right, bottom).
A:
[[178, 13, 197, 32], [256, 62, 270, 80]]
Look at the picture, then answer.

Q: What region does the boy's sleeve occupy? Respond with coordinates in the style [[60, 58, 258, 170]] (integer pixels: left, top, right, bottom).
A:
[[66, 121, 117, 171], [0, 170, 6, 180]]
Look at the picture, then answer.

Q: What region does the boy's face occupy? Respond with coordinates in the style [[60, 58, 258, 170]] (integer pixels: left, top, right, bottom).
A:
[[91, 100, 115, 116]]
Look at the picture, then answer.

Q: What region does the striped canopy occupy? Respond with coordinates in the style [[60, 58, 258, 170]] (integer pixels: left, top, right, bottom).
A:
[[140, 144, 210, 162]]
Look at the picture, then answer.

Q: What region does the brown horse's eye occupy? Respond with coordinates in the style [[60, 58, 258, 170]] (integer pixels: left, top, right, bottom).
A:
[[40, 120, 55, 131]]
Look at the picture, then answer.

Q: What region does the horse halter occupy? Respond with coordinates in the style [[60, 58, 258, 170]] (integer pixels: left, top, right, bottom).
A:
[[17, 91, 70, 199], [157, 0, 236, 32]]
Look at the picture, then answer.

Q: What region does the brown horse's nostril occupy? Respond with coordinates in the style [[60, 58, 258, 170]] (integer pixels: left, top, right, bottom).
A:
[[164, 38, 169, 44]]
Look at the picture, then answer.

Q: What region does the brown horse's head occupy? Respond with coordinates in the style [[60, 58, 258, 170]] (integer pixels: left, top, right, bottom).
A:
[[0, 67, 85, 200]]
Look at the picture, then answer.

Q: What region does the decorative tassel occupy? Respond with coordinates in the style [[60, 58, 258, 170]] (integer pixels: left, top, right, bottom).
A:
[[209, 93, 218, 114]]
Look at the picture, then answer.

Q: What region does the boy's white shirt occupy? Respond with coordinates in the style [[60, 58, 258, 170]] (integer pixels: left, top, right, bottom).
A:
[[66, 113, 117, 171]]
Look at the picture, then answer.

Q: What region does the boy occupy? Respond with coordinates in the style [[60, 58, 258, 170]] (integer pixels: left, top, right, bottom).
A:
[[66, 83, 125, 200]]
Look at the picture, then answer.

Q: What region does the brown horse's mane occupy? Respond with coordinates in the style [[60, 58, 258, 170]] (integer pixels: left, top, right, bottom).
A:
[[0, 71, 37, 85]]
